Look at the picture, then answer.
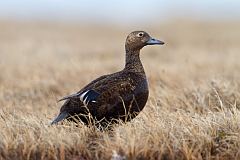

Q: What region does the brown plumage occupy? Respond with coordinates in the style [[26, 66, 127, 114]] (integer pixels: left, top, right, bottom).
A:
[[51, 31, 164, 127]]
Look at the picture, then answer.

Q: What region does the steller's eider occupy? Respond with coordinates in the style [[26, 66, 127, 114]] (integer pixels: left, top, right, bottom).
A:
[[51, 31, 164, 127]]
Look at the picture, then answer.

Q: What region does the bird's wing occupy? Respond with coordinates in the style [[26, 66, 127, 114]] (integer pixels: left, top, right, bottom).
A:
[[58, 74, 109, 103], [79, 74, 109, 91], [93, 76, 136, 104], [58, 89, 100, 105], [57, 92, 81, 102], [59, 72, 134, 106], [52, 74, 135, 124]]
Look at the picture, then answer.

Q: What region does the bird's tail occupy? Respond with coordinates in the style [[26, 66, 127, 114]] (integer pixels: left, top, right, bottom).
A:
[[51, 111, 68, 125]]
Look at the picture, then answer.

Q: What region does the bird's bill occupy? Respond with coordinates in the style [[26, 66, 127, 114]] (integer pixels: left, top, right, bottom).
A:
[[146, 38, 164, 45]]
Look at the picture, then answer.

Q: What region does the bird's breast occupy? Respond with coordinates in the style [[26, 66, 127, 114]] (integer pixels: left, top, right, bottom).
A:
[[133, 78, 148, 95], [131, 78, 149, 110]]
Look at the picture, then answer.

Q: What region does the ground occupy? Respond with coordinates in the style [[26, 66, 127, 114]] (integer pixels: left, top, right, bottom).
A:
[[0, 20, 240, 160]]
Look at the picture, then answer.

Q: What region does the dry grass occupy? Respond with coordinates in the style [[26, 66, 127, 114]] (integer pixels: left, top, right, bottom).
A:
[[0, 20, 240, 160]]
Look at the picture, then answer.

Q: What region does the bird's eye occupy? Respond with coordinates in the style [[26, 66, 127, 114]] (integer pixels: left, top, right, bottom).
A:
[[137, 32, 144, 37]]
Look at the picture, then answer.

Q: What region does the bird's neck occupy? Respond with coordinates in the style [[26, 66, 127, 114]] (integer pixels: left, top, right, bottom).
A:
[[124, 49, 145, 74]]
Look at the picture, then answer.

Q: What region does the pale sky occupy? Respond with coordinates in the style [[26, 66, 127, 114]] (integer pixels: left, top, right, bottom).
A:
[[0, 0, 239, 24]]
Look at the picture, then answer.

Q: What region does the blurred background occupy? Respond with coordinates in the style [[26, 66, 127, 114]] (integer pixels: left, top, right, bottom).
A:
[[0, 0, 239, 25], [0, 0, 240, 111]]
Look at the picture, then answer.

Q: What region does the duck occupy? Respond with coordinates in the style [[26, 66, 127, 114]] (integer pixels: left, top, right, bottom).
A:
[[51, 31, 164, 127]]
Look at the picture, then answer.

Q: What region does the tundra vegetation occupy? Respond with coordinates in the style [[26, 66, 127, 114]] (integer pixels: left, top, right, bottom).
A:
[[0, 20, 240, 160]]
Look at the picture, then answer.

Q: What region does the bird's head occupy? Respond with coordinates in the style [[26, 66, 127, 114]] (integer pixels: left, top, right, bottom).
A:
[[125, 31, 164, 52]]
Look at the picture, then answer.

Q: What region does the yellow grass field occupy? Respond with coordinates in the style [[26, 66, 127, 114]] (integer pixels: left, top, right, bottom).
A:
[[0, 20, 240, 160]]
